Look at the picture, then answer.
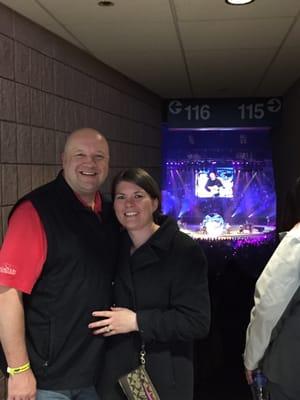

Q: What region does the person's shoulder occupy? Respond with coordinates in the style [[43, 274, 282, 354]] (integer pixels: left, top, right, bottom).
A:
[[293, 222, 300, 231], [173, 227, 203, 253], [25, 177, 57, 200], [170, 231, 207, 272], [286, 223, 300, 239], [277, 223, 300, 249], [158, 215, 203, 253], [8, 200, 39, 227], [9, 179, 57, 220]]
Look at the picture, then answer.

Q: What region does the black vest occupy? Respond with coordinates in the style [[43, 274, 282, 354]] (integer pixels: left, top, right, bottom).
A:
[[13, 172, 119, 390]]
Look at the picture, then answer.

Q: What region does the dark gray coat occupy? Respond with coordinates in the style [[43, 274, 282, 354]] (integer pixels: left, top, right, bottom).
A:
[[100, 216, 210, 400]]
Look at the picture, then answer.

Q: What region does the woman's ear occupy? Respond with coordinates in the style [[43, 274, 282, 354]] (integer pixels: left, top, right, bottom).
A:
[[152, 198, 159, 213]]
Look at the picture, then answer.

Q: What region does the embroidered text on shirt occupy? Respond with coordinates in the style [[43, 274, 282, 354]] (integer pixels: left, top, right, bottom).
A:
[[0, 264, 17, 275]]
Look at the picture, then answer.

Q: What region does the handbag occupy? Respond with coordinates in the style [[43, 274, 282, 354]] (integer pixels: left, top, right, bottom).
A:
[[118, 345, 160, 400]]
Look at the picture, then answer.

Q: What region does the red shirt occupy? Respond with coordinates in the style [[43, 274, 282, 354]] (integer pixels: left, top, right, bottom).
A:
[[0, 193, 102, 294]]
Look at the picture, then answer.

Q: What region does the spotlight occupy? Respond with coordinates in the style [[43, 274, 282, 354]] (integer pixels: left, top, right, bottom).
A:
[[98, 1, 114, 6], [225, 0, 254, 4]]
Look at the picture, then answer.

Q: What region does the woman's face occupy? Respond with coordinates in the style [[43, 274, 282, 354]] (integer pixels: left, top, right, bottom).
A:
[[113, 180, 158, 232]]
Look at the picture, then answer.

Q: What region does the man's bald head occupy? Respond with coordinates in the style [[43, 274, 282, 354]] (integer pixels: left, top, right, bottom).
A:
[[64, 128, 109, 154], [62, 128, 110, 206]]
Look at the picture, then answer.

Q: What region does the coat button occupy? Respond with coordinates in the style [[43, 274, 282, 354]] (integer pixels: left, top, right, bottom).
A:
[[111, 281, 115, 286]]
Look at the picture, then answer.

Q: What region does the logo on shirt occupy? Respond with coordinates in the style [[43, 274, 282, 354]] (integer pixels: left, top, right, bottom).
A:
[[0, 263, 16, 275]]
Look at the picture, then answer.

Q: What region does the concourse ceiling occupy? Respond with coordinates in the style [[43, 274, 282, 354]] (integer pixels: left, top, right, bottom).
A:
[[2, 0, 300, 98]]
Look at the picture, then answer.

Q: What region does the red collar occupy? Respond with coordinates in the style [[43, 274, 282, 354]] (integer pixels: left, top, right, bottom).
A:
[[75, 192, 102, 213]]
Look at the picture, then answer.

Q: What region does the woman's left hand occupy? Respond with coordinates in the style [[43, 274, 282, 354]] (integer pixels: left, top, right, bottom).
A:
[[88, 307, 138, 336]]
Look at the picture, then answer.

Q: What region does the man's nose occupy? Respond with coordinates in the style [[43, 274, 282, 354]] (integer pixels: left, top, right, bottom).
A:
[[85, 155, 97, 165]]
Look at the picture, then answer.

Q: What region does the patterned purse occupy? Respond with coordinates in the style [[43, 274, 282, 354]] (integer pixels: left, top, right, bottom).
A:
[[118, 346, 160, 400]]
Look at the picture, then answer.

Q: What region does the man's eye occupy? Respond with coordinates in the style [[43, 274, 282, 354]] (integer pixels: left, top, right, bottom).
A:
[[75, 153, 85, 158], [95, 155, 104, 160]]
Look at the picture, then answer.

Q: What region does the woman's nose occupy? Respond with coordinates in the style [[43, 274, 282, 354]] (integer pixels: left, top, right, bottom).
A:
[[124, 197, 134, 206]]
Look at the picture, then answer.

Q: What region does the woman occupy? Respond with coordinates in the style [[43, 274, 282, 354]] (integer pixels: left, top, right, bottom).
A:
[[244, 177, 300, 400], [89, 168, 210, 400]]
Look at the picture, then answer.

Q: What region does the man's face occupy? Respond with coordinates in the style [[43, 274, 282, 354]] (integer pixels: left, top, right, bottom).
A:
[[62, 130, 109, 201]]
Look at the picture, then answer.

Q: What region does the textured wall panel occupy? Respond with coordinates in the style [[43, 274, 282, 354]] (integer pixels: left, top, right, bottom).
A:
[[1, 122, 17, 163], [17, 164, 32, 198], [0, 78, 16, 121], [0, 2, 161, 243], [15, 42, 30, 85], [17, 124, 32, 163], [16, 84, 31, 124], [0, 34, 14, 80], [2, 164, 18, 205]]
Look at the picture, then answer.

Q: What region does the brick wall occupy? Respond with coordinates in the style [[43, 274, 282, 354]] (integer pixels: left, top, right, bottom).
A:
[[0, 3, 162, 243]]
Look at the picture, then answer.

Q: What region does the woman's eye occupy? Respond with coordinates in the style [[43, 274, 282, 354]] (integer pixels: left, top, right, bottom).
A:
[[115, 195, 125, 200]]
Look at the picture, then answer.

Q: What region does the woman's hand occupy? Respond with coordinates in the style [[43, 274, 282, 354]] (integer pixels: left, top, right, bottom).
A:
[[88, 307, 138, 336]]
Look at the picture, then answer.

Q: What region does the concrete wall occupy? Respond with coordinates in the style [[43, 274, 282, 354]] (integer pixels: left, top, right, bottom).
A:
[[0, 3, 162, 243]]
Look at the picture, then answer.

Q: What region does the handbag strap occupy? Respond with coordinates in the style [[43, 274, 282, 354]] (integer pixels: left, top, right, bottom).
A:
[[139, 342, 146, 365]]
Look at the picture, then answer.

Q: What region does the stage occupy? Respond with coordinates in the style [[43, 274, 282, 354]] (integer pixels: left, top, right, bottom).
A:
[[179, 223, 276, 245]]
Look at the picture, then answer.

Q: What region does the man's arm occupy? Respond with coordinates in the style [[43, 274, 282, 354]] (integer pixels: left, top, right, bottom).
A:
[[204, 180, 211, 192], [0, 286, 36, 399], [244, 226, 300, 377], [0, 201, 47, 399]]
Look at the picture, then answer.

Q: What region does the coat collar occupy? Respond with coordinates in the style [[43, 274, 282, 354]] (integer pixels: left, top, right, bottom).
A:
[[117, 216, 179, 299], [56, 170, 114, 223], [148, 215, 179, 251], [123, 216, 179, 271]]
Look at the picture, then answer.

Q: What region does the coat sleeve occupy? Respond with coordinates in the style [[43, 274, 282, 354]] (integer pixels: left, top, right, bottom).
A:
[[244, 225, 300, 370], [136, 241, 211, 343]]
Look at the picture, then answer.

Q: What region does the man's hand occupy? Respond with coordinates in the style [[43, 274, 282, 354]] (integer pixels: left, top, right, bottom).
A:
[[7, 369, 36, 400]]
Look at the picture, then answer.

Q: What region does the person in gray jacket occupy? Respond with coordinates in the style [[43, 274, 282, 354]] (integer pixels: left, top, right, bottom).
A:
[[244, 177, 300, 400]]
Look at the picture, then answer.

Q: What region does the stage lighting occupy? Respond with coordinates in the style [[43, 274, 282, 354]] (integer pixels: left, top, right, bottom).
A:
[[203, 213, 225, 236], [98, 1, 114, 6], [225, 0, 254, 4]]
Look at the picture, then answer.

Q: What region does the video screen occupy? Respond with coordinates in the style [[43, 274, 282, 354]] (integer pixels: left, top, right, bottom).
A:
[[195, 167, 234, 198]]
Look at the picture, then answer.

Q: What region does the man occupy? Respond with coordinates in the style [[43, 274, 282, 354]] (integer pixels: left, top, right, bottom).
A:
[[0, 128, 119, 400], [204, 171, 224, 197]]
